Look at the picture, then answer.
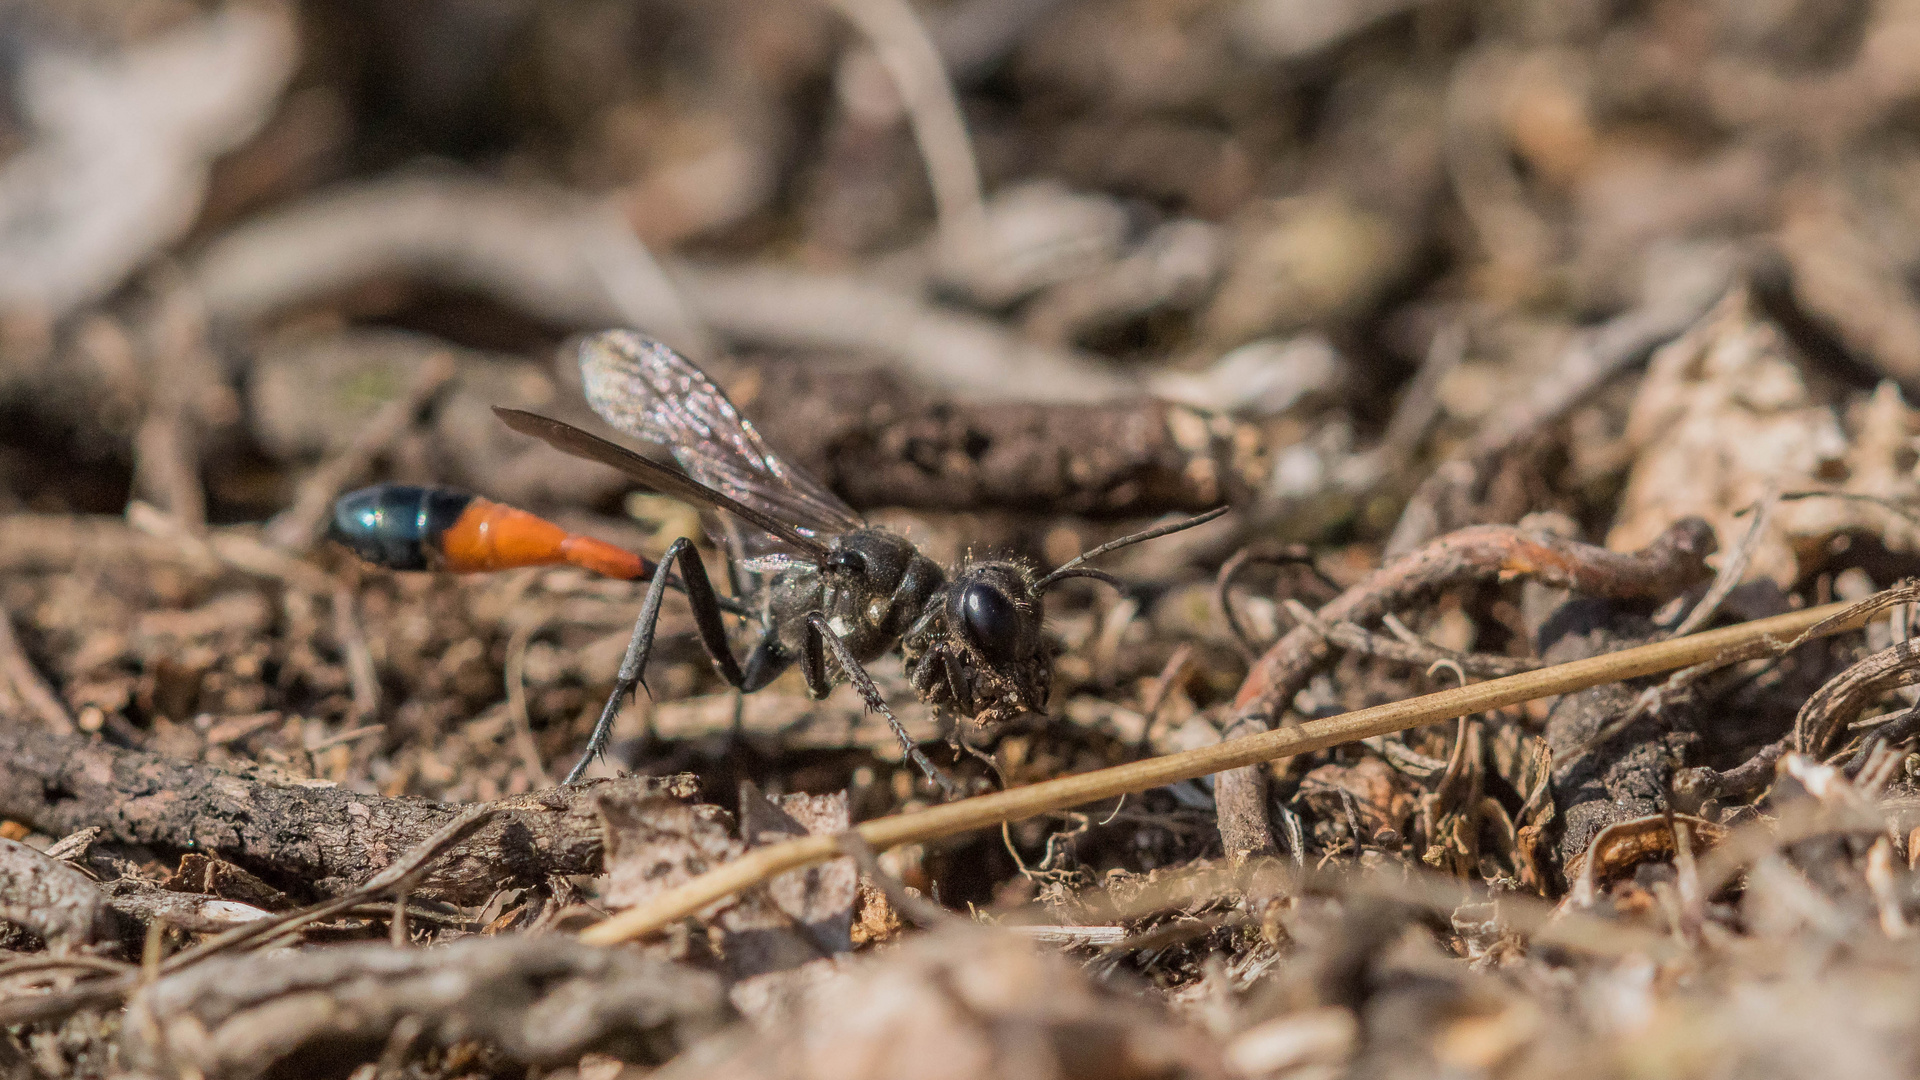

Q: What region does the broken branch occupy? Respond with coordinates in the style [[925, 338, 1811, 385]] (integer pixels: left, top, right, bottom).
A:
[[0, 724, 696, 905]]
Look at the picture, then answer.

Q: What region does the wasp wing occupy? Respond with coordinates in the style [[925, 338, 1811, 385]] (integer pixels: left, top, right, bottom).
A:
[[493, 408, 833, 562], [577, 332, 864, 560]]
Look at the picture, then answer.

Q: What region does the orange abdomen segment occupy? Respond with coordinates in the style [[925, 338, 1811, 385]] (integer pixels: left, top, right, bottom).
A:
[[559, 533, 653, 580], [438, 499, 652, 579]]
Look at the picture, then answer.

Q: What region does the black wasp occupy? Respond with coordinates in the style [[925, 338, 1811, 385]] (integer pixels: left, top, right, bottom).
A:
[[333, 331, 1224, 791]]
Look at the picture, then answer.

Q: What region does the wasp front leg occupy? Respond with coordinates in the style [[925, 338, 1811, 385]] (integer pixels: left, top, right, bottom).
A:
[[569, 537, 784, 783], [802, 612, 957, 797]]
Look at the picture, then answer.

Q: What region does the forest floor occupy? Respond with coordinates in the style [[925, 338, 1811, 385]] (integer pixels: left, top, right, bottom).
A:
[[11, 1, 1920, 1077]]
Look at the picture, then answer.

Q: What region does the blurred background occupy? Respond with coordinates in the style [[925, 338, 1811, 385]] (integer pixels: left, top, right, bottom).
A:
[[7, 0, 1920, 826], [9, 0, 1917, 534]]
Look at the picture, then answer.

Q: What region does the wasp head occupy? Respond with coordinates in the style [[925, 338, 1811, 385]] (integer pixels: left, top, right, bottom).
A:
[[903, 561, 1052, 739]]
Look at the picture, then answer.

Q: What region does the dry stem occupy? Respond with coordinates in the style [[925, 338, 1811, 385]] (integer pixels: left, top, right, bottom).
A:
[[827, 0, 987, 248], [264, 351, 456, 551], [581, 597, 1877, 944], [0, 605, 74, 734]]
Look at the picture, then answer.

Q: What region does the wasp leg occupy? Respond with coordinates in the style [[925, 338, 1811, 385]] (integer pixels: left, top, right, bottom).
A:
[[798, 622, 831, 698], [569, 536, 756, 784], [741, 636, 792, 692], [726, 637, 793, 745], [907, 651, 942, 700], [803, 612, 958, 797], [941, 652, 976, 715]]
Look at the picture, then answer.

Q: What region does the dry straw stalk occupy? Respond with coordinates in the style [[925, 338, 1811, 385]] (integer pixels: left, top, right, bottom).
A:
[[581, 597, 1877, 945]]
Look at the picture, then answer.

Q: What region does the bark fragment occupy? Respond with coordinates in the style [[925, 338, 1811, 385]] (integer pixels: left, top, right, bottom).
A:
[[122, 935, 734, 1080], [0, 836, 116, 949], [0, 722, 696, 904]]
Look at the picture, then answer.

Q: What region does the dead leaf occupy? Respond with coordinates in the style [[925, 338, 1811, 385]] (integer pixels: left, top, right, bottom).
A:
[[664, 926, 1226, 1080], [722, 784, 857, 979], [1611, 287, 1920, 585], [739, 785, 858, 956], [1566, 813, 1728, 905], [166, 852, 291, 910], [598, 794, 742, 913]]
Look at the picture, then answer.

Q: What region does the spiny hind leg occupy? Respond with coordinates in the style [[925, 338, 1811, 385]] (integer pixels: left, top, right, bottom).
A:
[[804, 613, 957, 798], [569, 537, 759, 783]]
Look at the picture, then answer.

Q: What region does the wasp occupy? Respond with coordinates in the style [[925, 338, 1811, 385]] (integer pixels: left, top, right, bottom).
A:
[[332, 331, 1223, 790]]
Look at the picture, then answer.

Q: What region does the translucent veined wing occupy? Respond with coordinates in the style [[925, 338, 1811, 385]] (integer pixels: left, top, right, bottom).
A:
[[493, 409, 833, 562], [577, 332, 864, 559]]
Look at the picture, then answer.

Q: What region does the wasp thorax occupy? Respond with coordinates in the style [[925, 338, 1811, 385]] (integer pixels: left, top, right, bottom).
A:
[[774, 527, 943, 664]]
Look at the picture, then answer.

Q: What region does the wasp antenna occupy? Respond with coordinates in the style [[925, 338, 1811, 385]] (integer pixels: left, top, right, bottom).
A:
[[1035, 506, 1230, 590], [1036, 566, 1127, 593]]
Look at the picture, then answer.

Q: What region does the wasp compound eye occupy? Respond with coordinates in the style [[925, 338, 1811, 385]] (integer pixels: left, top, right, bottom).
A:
[[959, 582, 1020, 665]]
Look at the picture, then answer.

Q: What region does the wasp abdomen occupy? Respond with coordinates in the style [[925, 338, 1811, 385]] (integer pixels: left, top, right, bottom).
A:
[[329, 485, 472, 571], [329, 484, 651, 579]]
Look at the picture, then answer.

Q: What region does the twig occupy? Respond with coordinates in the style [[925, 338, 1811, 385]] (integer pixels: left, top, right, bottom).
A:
[[826, 0, 987, 249], [1281, 598, 1540, 678], [743, 364, 1230, 513], [265, 352, 456, 551], [1096, 913, 1244, 957], [578, 595, 1879, 944], [1668, 485, 1777, 639], [332, 584, 382, 723], [1845, 704, 1920, 775], [1214, 542, 1336, 659], [305, 723, 386, 753], [503, 619, 552, 788], [1375, 737, 1448, 780], [0, 605, 73, 734], [1136, 644, 1194, 755], [0, 836, 115, 948], [120, 934, 729, 1076], [127, 501, 335, 594], [1432, 716, 1476, 819], [577, 201, 719, 362], [671, 260, 1136, 402], [1004, 924, 1129, 946], [1234, 518, 1716, 728], [131, 376, 206, 533], [176, 805, 501, 973], [189, 176, 1137, 403], [0, 723, 697, 905], [130, 278, 219, 534], [1778, 489, 1920, 529], [0, 806, 502, 1027], [1384, 322, 1467, 464], [0, 955, 134, 982], [1021, 219, 1221, 346], [0, 514, 189, 574], [1220, 518, 1713, 859]]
